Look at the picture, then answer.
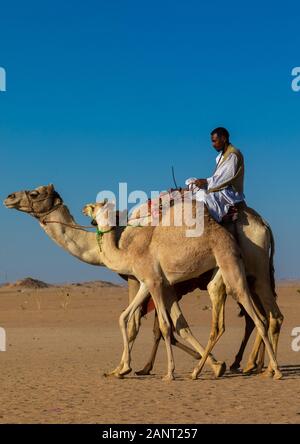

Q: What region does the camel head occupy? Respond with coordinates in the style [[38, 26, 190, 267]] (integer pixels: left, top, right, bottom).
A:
[[82, 202, 101, 226], [3, 184, 63, 218], [82, 200, 118, 228]]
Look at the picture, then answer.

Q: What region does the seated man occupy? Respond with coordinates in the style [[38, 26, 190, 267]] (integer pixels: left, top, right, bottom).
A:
[[186, 127, 245, 223]]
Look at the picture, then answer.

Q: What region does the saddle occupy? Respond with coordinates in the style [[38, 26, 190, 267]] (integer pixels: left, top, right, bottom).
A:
[[130, 188, 244, 226], [129, 188, 188, 225]]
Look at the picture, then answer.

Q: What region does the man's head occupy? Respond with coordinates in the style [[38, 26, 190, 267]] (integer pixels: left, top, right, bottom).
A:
[[210, 127, 230, 152]]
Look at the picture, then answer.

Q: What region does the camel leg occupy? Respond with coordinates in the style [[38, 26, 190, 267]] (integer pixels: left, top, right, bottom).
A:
[[240, 292, 267, 374], [192, 251, 282, 380], [171, 333, 201, 359], [117, 279, 200, 377], [237, 296, 282, 379], [147, 281, 175, 381], [242, 331, 264, 374], [164, 283, 227, 378], [256, 340, 265, 373], [230, 307, 266, 374], [230, 311, 255, 371], [135, 309, 202, 376], [135, 312, 162, 376], [104, 277, 142, 377], [245, 278, 284, 377], [192, 287, 281, 380], [261, 311, 284, 377], [189, 269, 227, 379], [117, 283, 150, 377]]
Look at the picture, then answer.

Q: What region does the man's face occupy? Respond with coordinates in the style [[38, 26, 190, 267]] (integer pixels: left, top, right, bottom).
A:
[[211, 133, 226, 151]]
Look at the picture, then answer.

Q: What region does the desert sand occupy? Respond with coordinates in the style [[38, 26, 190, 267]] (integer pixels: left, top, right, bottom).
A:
[[0, 279, 299, 424]]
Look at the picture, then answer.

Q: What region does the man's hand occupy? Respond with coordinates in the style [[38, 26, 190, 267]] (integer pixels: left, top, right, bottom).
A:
[[193, 179, 208, 189]]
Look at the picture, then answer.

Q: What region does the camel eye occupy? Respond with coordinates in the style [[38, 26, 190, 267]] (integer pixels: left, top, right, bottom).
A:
[[29, 191, 39, 198]]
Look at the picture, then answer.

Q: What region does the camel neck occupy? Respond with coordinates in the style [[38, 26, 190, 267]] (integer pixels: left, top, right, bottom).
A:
[[39, 205, 103, 266], [99, 227, 132, 275]]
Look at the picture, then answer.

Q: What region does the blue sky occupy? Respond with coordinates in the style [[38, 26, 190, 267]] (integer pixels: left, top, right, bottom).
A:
[[0, 0, 299, 283]]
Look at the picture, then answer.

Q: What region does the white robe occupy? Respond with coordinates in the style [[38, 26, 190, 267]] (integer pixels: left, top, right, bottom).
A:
[[186, 152, 245, 222]]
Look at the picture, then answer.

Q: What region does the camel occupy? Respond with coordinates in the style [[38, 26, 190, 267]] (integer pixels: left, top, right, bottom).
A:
[[83, 199, 283, 380], [4, 185, 281, 376], [3, 185, 225, 377]]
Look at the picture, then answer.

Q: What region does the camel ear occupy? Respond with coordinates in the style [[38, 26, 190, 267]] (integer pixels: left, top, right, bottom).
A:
[[53, 190, 63, 206], [47, 184, 54, 194]]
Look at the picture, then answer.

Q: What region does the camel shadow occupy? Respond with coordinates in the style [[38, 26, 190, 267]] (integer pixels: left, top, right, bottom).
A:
[[280, 364, 300, 378], [117, 364, 300, 382], [223, 364, 300, 380]]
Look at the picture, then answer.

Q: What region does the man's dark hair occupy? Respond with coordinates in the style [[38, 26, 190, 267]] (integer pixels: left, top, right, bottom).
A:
[[210, 127, 230, 143]]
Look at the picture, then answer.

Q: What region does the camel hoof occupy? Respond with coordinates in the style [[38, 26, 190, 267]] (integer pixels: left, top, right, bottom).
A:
[[260, 369, 273, 378], [114, 373, 125, 379], [119, 367, 132, 377], [213, 361, 226, 378], [162, 374, 175, 382], [103, 371, 124, 379], [242, 363, 257, 375], [273, 370, 283, 380], [135, 364, 153, 376], [190, 372, 198, 380], [255, 365, 264, 374], [230, 362, 240, 371], [135, 369, 152, 376]]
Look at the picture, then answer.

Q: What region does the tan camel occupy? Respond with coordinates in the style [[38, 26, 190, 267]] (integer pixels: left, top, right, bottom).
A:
[[86, 191, 283, 378], [4, 185, 281, 376], [83, 200, 283, 381], [3, 185, 225, 377]]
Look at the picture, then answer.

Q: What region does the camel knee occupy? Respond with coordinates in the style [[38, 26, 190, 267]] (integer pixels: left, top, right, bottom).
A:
[[127, 318, 138, 342], [119, 312, 128, 330], [210, 323, 225, 342], [256, 317, 268, 336], [147, 278, 164, 292], [207, 279, 225, 296], [159, 319, 171, 339], [223, 282, 239, 300], [153, 323, 162, 342], [177, 327, 191, 341], [217, 324, 225, 337], [269, 315, 284, 335]]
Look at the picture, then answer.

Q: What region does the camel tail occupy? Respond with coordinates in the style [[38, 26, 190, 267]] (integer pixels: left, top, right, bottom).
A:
[[237, 219, 277, 320], [265, 220, 277, 299]]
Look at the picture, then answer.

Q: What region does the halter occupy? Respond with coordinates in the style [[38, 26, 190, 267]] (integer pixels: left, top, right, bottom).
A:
[[96, 227, 115, 253], [24, 190, 95, 231], [24, 190, 63, 220]]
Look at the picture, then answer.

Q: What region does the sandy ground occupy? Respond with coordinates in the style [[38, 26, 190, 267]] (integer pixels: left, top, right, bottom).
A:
[[0, 282, 300, 424]]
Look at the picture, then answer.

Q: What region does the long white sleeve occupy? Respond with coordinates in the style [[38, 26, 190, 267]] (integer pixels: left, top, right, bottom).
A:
[[206, 153, 238, 191]]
